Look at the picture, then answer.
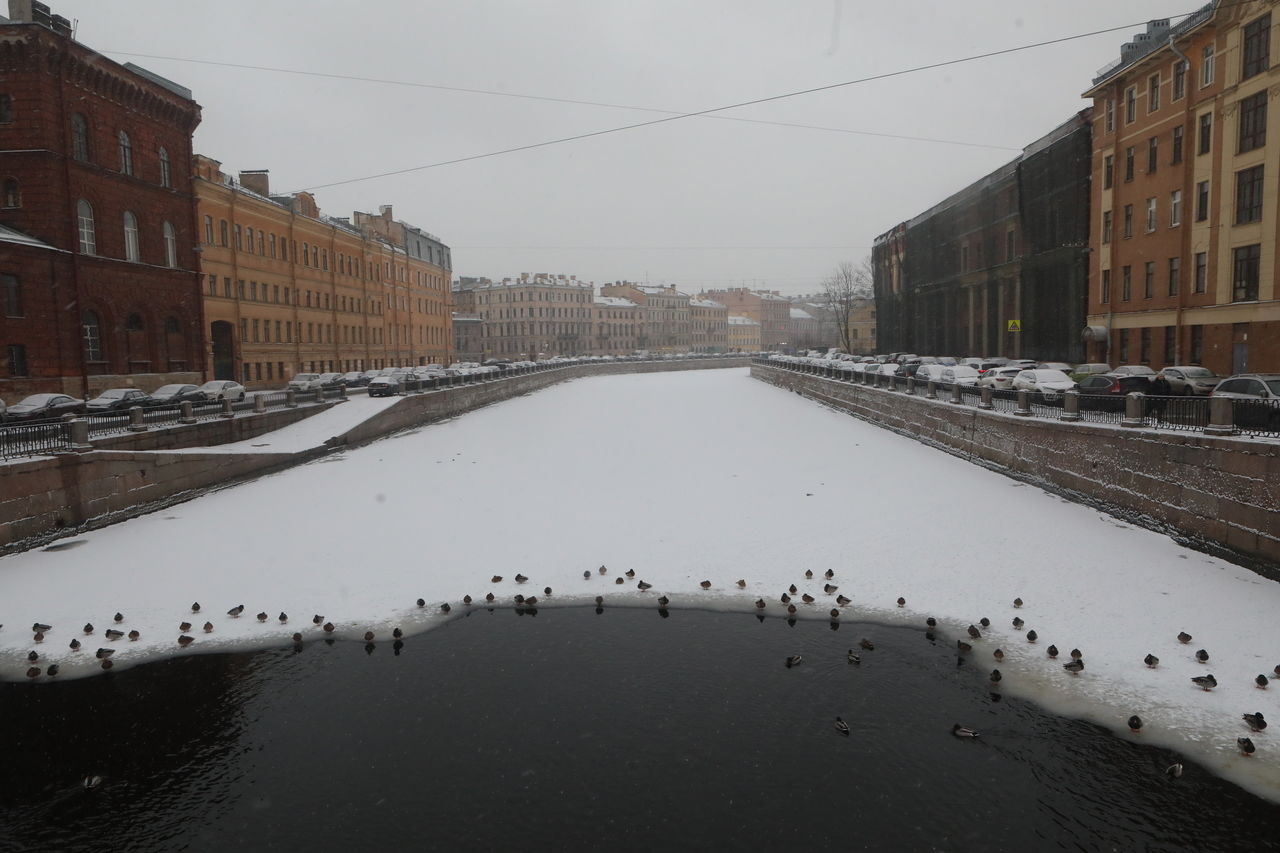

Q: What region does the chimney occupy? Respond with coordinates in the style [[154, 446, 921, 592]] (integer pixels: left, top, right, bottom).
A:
[[379, 204, 393, 221], [238, 170, 270, 196]]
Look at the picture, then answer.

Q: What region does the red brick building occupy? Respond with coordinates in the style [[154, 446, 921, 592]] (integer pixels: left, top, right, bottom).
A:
[[0, 2, 204, 403]]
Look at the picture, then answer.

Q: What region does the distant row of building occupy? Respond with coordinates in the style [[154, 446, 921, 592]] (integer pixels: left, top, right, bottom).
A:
[[874, 2, 1280, 376]]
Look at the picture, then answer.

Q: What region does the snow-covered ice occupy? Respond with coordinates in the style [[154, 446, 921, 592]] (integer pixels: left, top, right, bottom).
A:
[[167, 392, 403, 454], [2, 367, 1278, 801]]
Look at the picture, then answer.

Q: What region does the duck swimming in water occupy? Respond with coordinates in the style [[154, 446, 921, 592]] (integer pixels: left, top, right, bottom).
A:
[[957, 640, 972, 654], [926, 617, 937, 628], [1128, 715, 1142, 732], [785, 655, 802, 667], [993, 648, 1004, 662], [1243, 712, 1267, 732], [596, 596, 604, 606], [847, 650, 861, 664], [363, 631, 375, 642], [834, 716, 850, 735], [952, 724, 979, 738], [1165, 763, 1183, 778], [989, 669, 1003, 684], [323, 622, 335, 633], [859, 638, 875, 651], [657, 596, 670, 608]]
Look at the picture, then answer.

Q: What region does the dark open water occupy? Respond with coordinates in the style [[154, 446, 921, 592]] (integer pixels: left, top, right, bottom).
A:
[[1, 606, 1276, 852]]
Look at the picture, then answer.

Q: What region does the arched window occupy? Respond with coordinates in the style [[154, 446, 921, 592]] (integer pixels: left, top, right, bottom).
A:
[[158, 146, 171, 188], [245, 226, 255, 254], [122, 211, 139, 261], [162, 221, 177, 268], [76, 199, 96, 254], [71, 113, 90, 161], [125, 312, 144, 331], [1, 177, 18, 208], [118, 130, 133, 175], [82, 310, 103, 361]]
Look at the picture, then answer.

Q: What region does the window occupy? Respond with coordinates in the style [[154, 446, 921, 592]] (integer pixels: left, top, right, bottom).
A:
[[117, 130, 133, 175], [1198, 113, 1212, 154], [1105, 98, 1115, 132], [71, 113, 89, 161], [1170, 189, 1182, 226], [219, 220, 229, 246], [123, 211, 139, 261], [1102, 210, 1112, 244], [1101, 268, 1111, 303], [1122, 265, 1132, 301], [1195, 180, 1210, 222], [158, 147, 171, 188], [1164, 326, 1176, 364], [269, 234, 276, 258], [1104, 154, 1114, 188], [1194, 252, 1207, 293], [82, 310, 102, 361], [1190, 325, 1204, 362], [234, 224, 242, 250], [1120, 329, 1130, 362], [1239, 91, 1267, 152], [1147, 137, 1158, 173], [1140, 328, 1152, 362], [76, 199, 96, 254], [2, 177, 18, 208], [1233, 244, 1261, 301], [1172, 125, 1184, 164], [203, 215, 213, 245], [125, 313, 144, 332], [1173, 60, 1187, 100], [1236, 165, 1264, 224], [1006, 229, 1015, 261], [0, 93, 10, 123], [163, 221, 177, 268], [7, 344, 27, 377], [1144, 261, 1156, 298], [1202, 43, 1215, 87], [1124, 146, 1135, 181], [207, 274, 217, 296], [3, 273, 21, 317], [1148, 73, 1160, 112], [1146, 198, 1157, 232], [1242, 13, 1271, 80], [1125, 85, 1137, 123], [1168, 256, 1181, 296]]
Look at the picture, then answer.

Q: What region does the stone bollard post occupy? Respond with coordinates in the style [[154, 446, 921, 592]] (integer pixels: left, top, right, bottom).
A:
[[926, 380, 937, 400], [253, 394, 267, 413], [179, 400, 196, 424], [949, 382, 962, 404], [889, 374, 899, 392], [220, 398, 235, 418], [905, 376, 915, 395], [1204, 395, 1238, 436], [1060, 390, 1081, 422], [338, 385, 348, 400], [285, 390, 298, 408], [979, 386, 994, 410], [1014, 389, 1032, 416], [68, 417, 91, 451], [127, 405, 147, 432], [314, 388, 324, 404], [1121, 392, 1145, 428]]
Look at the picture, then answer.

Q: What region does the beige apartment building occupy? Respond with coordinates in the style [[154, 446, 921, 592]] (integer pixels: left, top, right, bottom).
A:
[[1083, 4, 1280, 374], [689, 298, 729, 352], [727, 315, 762, 351], [457, 273, 593, 358], [700, 288, 790, 350], [599, 282, 692, 352], [194, 158, 452, 386], [591, 296, 644, 355]]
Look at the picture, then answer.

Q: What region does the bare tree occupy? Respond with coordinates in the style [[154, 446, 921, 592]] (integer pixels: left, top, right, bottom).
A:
[[820, 258, 873, 354]]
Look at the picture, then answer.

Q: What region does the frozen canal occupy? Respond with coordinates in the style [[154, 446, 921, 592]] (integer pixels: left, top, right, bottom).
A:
[[2, 367, 1278, 802]]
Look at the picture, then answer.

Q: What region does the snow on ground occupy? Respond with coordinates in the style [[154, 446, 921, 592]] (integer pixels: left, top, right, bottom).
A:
[[2, 367, 1278, 801], [167, 392, 403, 454]]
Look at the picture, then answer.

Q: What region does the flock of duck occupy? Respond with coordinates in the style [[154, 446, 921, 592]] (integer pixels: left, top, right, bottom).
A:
[[8, 564, 1277, 770]]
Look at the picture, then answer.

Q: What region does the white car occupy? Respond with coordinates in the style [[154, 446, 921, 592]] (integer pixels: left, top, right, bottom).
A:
[[977, 366, 1022, 389], [197, 380, 246, 402], [287, 373, 324, 392], [913, 364, 949, 384], [1012, 369, 1076, 398], [940, 366, 981, 386]]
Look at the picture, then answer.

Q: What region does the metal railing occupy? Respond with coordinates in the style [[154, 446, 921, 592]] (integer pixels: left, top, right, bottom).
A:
[[1231, 397, 1280, 437], [0, 419, 72, 460]]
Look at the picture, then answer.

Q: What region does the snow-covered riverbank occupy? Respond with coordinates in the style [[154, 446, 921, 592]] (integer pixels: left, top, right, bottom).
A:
[[2, 367, 1277, 801]]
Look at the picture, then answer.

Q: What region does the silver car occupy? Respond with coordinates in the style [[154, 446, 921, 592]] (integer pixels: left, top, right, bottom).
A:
[[1157, 366, 1218, 396]]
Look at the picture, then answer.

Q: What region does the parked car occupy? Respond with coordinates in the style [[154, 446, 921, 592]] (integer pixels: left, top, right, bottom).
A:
[[1111, 365, 1157, 381], [287, 373, 324, 392], [149, 384, 205, 406], [940, 366, 981, 386], [913, 364, 949, 384], [1037, 362, 1076, 373], [368, 374, 405, 397], [317, 372, 346, 389], [342, 371, 372, 387], [1011, 368, 1076, 399], [196, 380, 246, 402], [0, 398, 6, 422], [1074, 374, 1153, 411], [1069, 363, 1113, 383], [1211, 374, 1280, 430], [85, 388, 155, 412], [977, 366, 1022, 390], [1157, 366, 1218, 396], [6, 393, 85, 421]]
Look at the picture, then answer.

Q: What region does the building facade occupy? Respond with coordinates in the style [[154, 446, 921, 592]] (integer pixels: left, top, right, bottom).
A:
[[194, 161, 452, 387], [457, 273, 593, 359], [1, 3, 205, 402], [590, 295, 643, 355], [689, 297, 728, 352], [699, 288, 790, 350], [1084, 5, 1280, 374], [727, 315, 762, 351], [599, 282, 692, 352]]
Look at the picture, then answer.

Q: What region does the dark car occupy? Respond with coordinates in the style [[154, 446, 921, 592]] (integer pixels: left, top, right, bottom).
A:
[[1074, 374, 1152, 411], [341, 371, 371, 388], [149, 383, 205, 407], [6, 393, 85, 422], [367, 374, 404, 397], [85, 388, 154, 413], [1211, 374, 1280, 431]]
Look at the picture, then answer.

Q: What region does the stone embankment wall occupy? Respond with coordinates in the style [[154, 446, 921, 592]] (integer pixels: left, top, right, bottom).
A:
[[752, 364, 1280, 575], [0, 358, 749, 553]]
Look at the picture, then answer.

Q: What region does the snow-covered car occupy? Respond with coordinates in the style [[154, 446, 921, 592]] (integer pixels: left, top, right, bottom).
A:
[[367, 375, 404, 397], [977, 366, 1022, 389], [85, 388, 154, 412], [1069, 363, 1113, 382], [1111, 365, 1157, 380], [197, 380, 246, 402], [1011, 369, 1076, 398], [317, 373, 346, 389], [913, 364, 948, 384], [342, 371, 372, 387], [150, 384, 205, 406], [940, 366, 981, 386], [1157, 366, 1218, 396], [6, 393, 85, 421], [1036, 362, 1076, 373], [287, 373, 324, 392]]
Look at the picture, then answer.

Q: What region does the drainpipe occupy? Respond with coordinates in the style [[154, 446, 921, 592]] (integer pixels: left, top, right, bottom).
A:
[[1169, 36, 1193, 365]]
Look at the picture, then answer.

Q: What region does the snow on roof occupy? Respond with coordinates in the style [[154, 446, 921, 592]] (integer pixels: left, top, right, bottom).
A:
[[689, 298, 725, 309], [0, 223, 65, 252], [789, 308, 814, 320], [727, 315, 760, 325], [595, 296, 637, 308]]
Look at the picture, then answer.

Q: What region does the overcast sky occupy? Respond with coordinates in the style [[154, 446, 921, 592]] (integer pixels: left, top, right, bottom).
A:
[[54, 0, 1188, 295]]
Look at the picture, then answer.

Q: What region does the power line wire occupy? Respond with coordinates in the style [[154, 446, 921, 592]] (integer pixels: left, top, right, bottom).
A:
[[103, 49, 1020, 153]]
